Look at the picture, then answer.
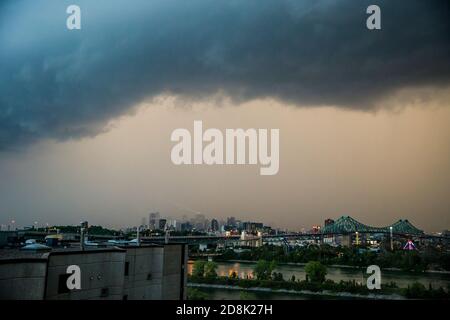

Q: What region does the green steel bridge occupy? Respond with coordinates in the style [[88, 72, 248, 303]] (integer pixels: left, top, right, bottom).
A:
[[320, 216, 424, 236]]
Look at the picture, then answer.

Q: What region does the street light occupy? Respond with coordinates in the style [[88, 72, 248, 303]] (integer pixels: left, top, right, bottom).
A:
[[389, 226, 393, 251]]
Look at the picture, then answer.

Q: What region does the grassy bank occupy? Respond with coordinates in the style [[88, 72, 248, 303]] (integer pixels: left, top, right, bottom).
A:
[[187, 282, 402, 300], [188, 275, 450, 300]]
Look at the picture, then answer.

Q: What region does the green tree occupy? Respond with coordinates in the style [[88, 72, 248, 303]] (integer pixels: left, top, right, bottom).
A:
[[204, 261, 218, 279], [254, 259, 277, 280], [305, 261, 327, 283], [400, 251, 426, 272], [272, 272, 284, 281], [187, 288, 208, 300], [221, 248, 238, 260], [192, 260, 206, 278], [402, 282, 428, 299]]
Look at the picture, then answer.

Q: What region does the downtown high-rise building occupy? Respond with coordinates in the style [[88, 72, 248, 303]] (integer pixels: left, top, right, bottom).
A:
[[210, 219, 219, 232], [158, 219, 167, 230], [149, 212, 160, 230], [227, 216, 236, 227]]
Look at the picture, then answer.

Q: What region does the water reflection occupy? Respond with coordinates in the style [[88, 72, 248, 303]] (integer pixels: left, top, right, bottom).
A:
[[188, 261, 450, 289]]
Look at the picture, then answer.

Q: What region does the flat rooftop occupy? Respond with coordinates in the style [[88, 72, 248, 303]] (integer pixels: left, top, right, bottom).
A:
[[0, 243, 171, 262]]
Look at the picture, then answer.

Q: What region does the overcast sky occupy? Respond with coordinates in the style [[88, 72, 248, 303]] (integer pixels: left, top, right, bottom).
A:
[[0, 0, 449, 232]]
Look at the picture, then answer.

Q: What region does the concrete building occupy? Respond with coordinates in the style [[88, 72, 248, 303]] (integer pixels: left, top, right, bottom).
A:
[[0, 257, 48, 299], [121, 244, 186, 300], [149, 212, 160, 230], [0, 243, 187, 300], [226, 217, 236, 228], [210, 219, 219, 232], [242, 221, 264, 233], [46, 249, 126, 300], [158, 219, 167, 231]]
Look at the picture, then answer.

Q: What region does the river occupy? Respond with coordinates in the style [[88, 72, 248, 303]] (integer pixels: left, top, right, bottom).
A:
[[187, 260, 450, 299]]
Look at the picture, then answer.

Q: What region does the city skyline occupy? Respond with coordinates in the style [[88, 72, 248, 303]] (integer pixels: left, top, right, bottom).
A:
[[0, 209, 438, 235]]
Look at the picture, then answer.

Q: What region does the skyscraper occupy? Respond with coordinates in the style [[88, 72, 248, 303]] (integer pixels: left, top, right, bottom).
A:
[[210, 219, 219, 232], [227, 217, 236, 227], [158, 219, 167, 230], [149, 212, 160, 230]]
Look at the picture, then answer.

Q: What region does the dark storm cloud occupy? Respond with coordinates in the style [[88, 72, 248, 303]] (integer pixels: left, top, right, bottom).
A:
[[0, 0, 449, 149]]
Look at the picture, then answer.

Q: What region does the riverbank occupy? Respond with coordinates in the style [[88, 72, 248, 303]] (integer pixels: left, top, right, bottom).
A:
[[188, 283, 404, 300], [208, 259, 450, 274], [188, 259, 450, 293], [188, 276, 450, 300]]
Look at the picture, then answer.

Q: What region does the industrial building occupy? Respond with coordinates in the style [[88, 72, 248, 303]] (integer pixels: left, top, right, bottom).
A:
[[0, 243, 187, 300]]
